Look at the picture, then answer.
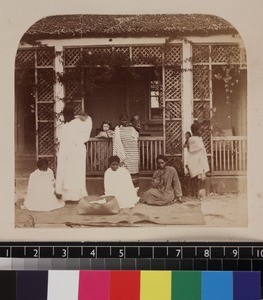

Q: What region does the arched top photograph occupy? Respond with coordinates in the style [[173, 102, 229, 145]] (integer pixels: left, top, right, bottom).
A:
[[14, 14, 247, 229]]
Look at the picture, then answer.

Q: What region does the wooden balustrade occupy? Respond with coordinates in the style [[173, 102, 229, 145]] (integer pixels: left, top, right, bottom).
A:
[[86, 136, 247, 176], [212, 136, 247, 175]]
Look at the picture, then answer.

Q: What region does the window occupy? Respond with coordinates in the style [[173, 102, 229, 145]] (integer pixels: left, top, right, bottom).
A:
[[149, 80, 163, 121]]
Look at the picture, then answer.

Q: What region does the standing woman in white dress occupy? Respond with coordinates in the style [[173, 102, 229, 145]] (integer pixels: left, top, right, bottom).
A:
[[56, 106, 92, 202]]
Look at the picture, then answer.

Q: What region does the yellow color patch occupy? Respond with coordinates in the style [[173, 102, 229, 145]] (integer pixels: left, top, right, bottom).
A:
[[140, 271, 171, 300]]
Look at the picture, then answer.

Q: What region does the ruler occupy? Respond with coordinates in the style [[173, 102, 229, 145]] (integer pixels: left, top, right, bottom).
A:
[[1, 242, 263, 297]]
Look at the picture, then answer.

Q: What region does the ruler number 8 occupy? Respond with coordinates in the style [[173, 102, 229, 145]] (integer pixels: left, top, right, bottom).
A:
[[204, 249, 210, 258]]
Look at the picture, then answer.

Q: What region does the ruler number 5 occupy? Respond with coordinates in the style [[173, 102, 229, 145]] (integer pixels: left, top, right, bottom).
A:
[[119, 249, 124, 258]]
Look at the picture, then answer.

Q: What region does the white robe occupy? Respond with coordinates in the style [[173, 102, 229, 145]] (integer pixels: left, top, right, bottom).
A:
[[187, 136, 210, 178], [55, 116, 92, 201], [24, 168, 65, 212], [104, 167, 140, 209]]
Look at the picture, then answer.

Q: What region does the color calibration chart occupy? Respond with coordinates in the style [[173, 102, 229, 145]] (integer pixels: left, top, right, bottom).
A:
[[0, 242, 262, 299]]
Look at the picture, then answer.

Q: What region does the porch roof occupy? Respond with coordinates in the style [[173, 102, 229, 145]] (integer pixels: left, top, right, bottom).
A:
[[21, 14, 237, 42]]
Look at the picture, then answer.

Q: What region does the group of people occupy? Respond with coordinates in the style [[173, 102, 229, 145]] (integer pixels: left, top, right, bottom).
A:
[[22, 105, 209, 213]]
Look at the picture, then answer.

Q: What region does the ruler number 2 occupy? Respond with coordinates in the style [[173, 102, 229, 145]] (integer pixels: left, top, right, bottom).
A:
[[33, 249, 39, 258]]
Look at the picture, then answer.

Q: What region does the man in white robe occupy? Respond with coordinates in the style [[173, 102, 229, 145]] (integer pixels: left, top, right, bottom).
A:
[[56, 112, 92, 201]]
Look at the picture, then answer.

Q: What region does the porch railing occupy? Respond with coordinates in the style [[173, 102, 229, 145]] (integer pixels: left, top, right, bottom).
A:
[[212, 136, 247, 175], [86, 136, 247, 176]]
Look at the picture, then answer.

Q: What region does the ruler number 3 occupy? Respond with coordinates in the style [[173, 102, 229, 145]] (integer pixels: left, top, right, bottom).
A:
[[62, 248, 67, 258]]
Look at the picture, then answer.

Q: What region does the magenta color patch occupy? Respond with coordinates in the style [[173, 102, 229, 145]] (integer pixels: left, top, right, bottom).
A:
[[78, 271, 110, 300]]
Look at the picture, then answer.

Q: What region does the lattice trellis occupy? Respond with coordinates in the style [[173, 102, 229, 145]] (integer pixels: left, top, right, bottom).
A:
[[37, 103, 54, 121], [37, 122, 55, 155], [164, 46, 182, 65], [165, 156, 184, 176], [64, 68, 82, 99], [73, 101, 83, 114], [211, 45, 240, 64], [83, 47, 113, 65], [192, 45, 210, 64], [37, 49, 54, 67], [64, 48, 82, 66], [165, 121, 182, 155], [16, 48, 56, 170], [132, 46, 162, 65], [15, 50, 35, 68], [37, 69, 54, 102], [164, 67, 181, 99], [165, 101, 181, 119], [201, 128, 212, 153], [193, 101, 210, 120], [193, 65, 210, 99]]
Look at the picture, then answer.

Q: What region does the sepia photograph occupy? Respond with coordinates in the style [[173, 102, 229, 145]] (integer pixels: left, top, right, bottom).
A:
[[1, 0, 263, 242], [14, 13, 248, 228]]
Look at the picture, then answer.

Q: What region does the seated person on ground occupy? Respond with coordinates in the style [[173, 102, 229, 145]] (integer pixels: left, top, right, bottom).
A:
[[140, 155, 183, 206], [22, 158, 65, 212], [104, 156, 140, 209]]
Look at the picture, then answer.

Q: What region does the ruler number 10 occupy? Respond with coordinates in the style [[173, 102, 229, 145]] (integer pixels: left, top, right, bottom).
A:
[[256, 249, 263, 258]]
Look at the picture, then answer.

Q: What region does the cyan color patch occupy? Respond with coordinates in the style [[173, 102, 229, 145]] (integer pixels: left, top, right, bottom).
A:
[[202, 271, 233, 300]]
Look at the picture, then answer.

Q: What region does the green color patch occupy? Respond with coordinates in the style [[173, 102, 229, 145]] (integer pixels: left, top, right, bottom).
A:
[[172, 271, 202, 300]]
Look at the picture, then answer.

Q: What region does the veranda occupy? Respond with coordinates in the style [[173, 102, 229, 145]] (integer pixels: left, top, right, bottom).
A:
[[15, 15, 247, 177]]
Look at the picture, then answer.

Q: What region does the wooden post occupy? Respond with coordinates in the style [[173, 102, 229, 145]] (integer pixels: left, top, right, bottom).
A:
[[181, 41, 193, 171], [54, 45, 65, 152]]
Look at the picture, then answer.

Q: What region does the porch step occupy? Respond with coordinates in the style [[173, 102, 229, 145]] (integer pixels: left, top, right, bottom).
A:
[[86, 176, 247, 195]]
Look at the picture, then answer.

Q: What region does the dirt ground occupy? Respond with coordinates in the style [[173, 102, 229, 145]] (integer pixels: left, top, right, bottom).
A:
[[15, 178, 247, 227]]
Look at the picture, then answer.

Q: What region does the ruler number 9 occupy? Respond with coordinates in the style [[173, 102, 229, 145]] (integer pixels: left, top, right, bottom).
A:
[[232, 249, 238, 258]]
